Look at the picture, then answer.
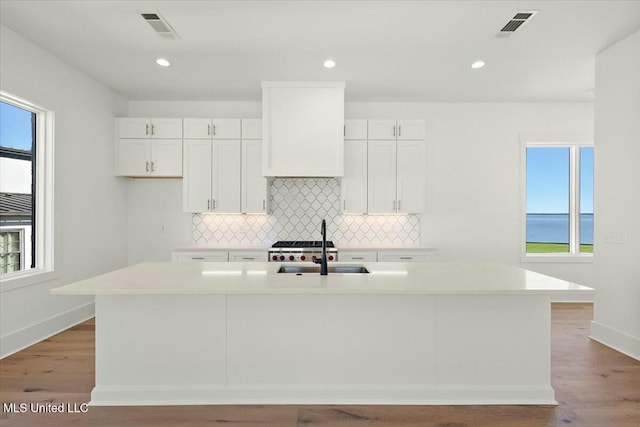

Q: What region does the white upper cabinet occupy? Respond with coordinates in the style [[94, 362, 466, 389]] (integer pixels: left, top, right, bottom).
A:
[[396, 141, 426, 213], [368, 140, 398, 213], [183, 119, 241, 139], [118, 118, 183, 139], [183, 140, 212, 212], [182, 139, 241, 213], [344, 119, 368, 140], [342, 140, 368, 213], [367, 120, 397, 140], [242, 119, 263, 140], [242, 140, 268, 213], [212, 140, 242, 213], [262, 81, 345, 177], [368, 119, 425, 141], [115, 118, 182, 177], [366, 119, 426, 213]]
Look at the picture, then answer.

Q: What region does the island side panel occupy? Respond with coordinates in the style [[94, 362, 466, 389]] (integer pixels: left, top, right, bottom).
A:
[[227, 294, 438, 386], [436, 294, 554, 404], [92, 295, 228, 405]]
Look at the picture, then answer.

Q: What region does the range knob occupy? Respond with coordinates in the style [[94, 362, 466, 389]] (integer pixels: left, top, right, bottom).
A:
[[289, 255, 295, 261], [328, 255, 334, 261], [300, 255, 306, 261], [279, 255, 285, 261], [272, 255, 278, 261], [312, 256, 317, 261]]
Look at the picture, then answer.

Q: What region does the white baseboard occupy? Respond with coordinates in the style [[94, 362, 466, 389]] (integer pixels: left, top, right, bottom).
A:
[[0, 302, 95, 359], [590, 321, 640, 361], [90, 384, 557, 406]]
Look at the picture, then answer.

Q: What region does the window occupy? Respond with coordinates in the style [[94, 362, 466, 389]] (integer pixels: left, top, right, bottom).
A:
[[522, 136, 593, 261], [0, 230, 24, 273], [0, 91, 54, 287]]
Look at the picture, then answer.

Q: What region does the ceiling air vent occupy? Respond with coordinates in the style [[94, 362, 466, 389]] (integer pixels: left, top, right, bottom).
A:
[[498, 11, 538, 36], [141, 13, 179, 39]]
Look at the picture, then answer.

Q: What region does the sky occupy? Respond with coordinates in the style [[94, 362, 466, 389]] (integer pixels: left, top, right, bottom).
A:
[[0, 101, 34, 151], [527, 147, 594, 214]]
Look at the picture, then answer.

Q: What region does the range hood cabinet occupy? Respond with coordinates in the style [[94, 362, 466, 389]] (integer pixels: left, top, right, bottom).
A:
[[262, 81, 345, 177]]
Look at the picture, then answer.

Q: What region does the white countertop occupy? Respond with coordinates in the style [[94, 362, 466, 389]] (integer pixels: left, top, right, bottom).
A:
[[172, 243, 270, 251], [51, 262, 594, 296]]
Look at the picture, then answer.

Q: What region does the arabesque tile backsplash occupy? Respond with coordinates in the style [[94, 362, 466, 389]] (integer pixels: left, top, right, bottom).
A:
[[192, 178, 420, 244]]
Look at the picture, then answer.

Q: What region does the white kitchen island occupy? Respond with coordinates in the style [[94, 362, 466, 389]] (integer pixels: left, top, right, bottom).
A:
[[51, 261, 593, 406]]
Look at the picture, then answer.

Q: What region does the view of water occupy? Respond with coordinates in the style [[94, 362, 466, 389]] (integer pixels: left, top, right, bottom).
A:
[[526, 214, 594, 244]]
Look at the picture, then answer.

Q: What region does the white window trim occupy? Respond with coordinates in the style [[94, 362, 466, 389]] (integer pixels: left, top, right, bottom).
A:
[[0, 91, 57, 291], [519, 133, 594, 264]]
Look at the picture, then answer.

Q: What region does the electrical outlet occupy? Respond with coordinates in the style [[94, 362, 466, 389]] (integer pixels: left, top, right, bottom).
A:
[[604, 232, 626, 244]]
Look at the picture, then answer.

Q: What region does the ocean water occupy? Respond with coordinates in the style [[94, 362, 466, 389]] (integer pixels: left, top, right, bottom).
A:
[[526, 214, 594, 244]]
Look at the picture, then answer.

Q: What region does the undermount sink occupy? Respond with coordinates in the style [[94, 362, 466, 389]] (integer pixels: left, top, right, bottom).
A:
[[278, 265, 370, 274]]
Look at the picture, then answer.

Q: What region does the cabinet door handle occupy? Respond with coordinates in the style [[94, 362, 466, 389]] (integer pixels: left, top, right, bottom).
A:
[[262, 199, 266, 210], [146, 161, 150, 172], [191, 257, 205, 260], [393, 125, 396, 137], [151, 124, 155, 136], [343, 125, 346, 137], [400, 257, 412, 260], [212, 124, 216, 136], [145, 124, 149, 135], [397, 200, 401, 211], [393, 200, 396, 211], [208, 124, 211, 136], [352, 257, 364, 260], [212, 199, 216, 210], [150, 161, 155, 172], [242, 257, 255, 260], [207, 199, 211, 210], [398, 125, 401, 137], [343, 200, 346, 210]]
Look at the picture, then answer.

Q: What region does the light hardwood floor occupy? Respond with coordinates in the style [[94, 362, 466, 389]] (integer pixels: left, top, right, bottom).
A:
[[1, 303, 638, 426]]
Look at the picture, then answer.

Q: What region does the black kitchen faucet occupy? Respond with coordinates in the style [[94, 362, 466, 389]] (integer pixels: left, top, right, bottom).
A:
[[313, 219, 328, 275]]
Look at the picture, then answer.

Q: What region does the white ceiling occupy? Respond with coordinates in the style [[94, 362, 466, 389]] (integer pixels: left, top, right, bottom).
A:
[[1, 0, 639, 102]]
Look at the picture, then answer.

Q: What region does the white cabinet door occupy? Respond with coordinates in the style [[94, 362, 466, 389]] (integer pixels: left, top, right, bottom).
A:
[[342, 140, 368, 213], [183, 140, 212, 212], [212, 140, 241, 213], [242, 140, 267, 213], [377, 251, 433, 262], [367, 140, 397, 213], [118, 118, 151, 139], [228, 251, 268, 262], [367, 120, 397, 140], [117, 139, 150, 176], [151, 139, 183, 177], [339, 250, 377, 262], [150, 118, 183, 139], [344, 119, 368, 140], [172, 251, 229, 262], [397, 120, 425, 140], [396, 141, 426, 213], [241, 119, 263, 140], [211, 119, 241, 139], [183, 118, 213, 139]]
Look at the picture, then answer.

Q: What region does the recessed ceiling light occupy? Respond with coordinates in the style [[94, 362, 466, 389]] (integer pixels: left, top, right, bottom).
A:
[[323, 59, 336, 69], [156, 58, 171, 67], [471, 60, 485, 69]]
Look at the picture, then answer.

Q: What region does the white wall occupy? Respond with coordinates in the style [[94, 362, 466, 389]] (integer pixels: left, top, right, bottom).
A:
[[0, 25, 128, 358], [128, 100, 594, 289], [591, 30, 640, 360]]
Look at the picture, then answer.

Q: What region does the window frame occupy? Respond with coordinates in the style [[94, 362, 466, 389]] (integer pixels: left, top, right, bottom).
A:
[[520, 133, 594, 264], [0, 91, 56, 291]]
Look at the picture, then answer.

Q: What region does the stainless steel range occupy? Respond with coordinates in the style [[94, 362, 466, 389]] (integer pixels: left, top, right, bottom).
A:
[[269, 241, 338, 262]]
